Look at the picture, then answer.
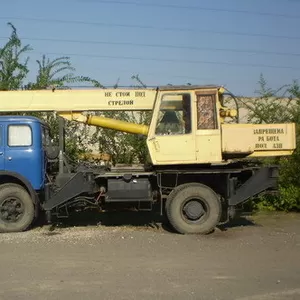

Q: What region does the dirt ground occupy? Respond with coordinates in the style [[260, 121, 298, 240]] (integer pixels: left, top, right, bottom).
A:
[[0, 212, 299, 300]]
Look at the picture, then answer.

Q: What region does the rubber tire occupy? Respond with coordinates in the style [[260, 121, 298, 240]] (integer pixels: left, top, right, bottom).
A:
[[0, 183, 35, 233], [166, 183, 222, 234]]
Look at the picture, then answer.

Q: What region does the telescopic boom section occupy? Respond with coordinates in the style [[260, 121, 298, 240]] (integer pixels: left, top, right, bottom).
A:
[[0, 88, 157, 134], [59, 112, 150, 135]]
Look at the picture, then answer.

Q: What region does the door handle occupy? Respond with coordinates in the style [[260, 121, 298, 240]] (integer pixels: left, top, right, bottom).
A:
[[153, 140, 160, 151], [7, 157, 12, 161], [0, 152, 3, 155]]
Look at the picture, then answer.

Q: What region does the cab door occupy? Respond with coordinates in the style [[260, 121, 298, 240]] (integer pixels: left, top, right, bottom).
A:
[[194, 91, 222, 163], [4, 123, 41, 189], [147, 91, 197, 165]]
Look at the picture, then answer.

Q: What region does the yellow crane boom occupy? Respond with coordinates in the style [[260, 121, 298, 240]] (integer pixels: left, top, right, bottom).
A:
[[0, 88, 157, 112], [0, 87, 200, 135], [0, 88, 159, 135]]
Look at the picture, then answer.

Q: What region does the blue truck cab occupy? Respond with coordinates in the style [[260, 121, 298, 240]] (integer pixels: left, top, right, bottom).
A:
[[0, 116, 48, 190], [0, 116, 53, 232]]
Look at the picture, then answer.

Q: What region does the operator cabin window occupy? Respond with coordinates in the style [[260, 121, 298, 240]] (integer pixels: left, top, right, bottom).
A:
[[155, 93, 191, 135], [8, 125, 32, 147], [196, 93, 218, 130]]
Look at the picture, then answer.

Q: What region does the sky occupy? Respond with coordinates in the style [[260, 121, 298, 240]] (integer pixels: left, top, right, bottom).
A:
[[0, 0, 300, 96]]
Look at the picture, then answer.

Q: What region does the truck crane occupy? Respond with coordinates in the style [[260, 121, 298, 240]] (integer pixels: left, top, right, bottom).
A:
[[0, 85, 296, 234]]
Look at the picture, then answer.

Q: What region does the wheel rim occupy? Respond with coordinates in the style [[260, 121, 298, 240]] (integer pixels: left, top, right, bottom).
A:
[[0, 197, 25, 223], [181, 198, 209, 223]]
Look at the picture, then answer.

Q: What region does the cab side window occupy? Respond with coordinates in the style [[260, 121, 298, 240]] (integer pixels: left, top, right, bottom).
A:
[[8, 125, 32, 147], [155, 93, 192, 135], [196, 93, 218, 130]]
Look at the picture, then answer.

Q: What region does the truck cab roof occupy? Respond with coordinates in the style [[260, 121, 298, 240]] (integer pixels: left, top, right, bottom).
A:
[[0, 115, 48, 127], [158, 84, 221, 91]]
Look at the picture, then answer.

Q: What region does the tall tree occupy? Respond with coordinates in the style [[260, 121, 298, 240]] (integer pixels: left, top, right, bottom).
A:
[[27, 55, 76, 90], [26, 54, 104, 90], [0, 23, 31, 90]]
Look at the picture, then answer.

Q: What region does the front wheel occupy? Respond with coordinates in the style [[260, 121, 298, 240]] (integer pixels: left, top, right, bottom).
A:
[[166, 183, 222, 234], [0, 183, 35, 233]]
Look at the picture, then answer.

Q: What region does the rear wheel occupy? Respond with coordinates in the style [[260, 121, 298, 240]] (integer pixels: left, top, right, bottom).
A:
[[0, 183, 35, 233], [166, 183, 221, 234]]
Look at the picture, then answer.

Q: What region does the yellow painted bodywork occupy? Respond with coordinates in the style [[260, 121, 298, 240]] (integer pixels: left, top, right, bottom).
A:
[[0, 86, 297, 165], [221, 123, 296, 157]]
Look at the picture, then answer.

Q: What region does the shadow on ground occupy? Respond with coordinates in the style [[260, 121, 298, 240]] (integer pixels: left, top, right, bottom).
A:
[[217, 214, 259, 232], [36, 207, 259, 234], [39, 208, 175, 233]]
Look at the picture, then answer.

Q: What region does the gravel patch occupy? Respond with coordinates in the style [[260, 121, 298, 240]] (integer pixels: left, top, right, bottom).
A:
[[0, 225, 131, 244]]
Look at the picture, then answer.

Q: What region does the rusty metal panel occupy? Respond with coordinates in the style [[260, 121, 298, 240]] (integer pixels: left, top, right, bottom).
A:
[[196, 94, 217, 129]]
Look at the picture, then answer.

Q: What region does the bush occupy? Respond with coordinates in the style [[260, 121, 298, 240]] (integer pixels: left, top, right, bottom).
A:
[[242, 75, 300, 212]]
